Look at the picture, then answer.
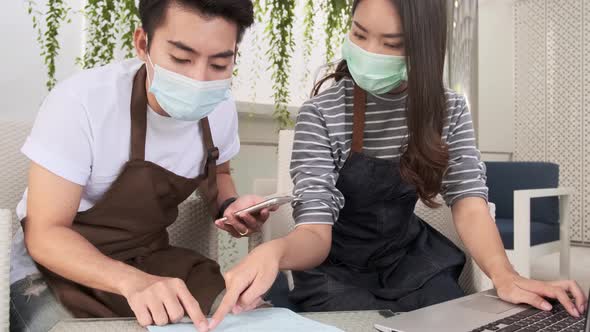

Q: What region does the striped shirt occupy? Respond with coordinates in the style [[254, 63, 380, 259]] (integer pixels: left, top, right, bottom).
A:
[[291, 78, 488, 226]]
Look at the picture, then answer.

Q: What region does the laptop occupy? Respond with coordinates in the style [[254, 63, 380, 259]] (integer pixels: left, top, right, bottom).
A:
[[374, 288, 589, 332]]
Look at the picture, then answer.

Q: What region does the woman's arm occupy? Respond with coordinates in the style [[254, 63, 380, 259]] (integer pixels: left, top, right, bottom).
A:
[[452, 197, 587, 317], [209, 100, 342, 329], [444, 95, 586, 317], [451, 198, 513, 284], [209, 224, 331, 329]]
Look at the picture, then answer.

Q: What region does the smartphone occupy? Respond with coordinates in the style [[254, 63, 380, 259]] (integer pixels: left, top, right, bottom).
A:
[[218, 195, 294, 224]]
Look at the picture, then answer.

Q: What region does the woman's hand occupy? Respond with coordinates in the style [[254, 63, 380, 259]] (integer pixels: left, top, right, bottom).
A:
[[208, 240, 284, 330], [214, 195, 277, 237], [493, 272, 587, 317]]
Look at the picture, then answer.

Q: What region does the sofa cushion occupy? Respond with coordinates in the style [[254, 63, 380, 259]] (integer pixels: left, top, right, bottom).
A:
[[496, 218, 560, 250], [485, 162, 559, 225]]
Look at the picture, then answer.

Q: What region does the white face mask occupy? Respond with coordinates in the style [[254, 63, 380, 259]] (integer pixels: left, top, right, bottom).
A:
[[146, 53, 232, 122]]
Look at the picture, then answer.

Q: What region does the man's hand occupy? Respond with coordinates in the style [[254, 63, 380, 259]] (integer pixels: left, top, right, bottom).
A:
[[120, 274, 210, 331], [214, 195, 277, 237]]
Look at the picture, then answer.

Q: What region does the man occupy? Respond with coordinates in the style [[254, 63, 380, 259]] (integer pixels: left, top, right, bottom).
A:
[[10, 1, 266, 331]]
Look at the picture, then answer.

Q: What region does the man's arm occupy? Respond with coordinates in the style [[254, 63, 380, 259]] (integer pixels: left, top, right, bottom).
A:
[[216, 161, 238, 208], [25, 162, 146, 293], [25, 162, 210, 329]]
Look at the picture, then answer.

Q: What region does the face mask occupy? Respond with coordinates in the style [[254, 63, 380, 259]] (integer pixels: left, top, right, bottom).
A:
[[146, 53, 231, 121], [341, 35, 408, 95]]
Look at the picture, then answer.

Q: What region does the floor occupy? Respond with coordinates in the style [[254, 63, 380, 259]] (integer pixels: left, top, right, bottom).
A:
[[531, 245, 590, 293]]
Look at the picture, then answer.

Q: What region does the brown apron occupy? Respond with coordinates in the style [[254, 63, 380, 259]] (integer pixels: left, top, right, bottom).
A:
[[28, 65, 226, 318]]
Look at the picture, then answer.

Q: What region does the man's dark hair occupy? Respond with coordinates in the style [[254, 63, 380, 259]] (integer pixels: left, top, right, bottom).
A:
[[139, 0, 254, 44]]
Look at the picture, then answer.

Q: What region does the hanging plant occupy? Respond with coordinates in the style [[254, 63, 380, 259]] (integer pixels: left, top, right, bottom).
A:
[[27, 0, 72, 90], [265, 0, 296, 129], [322, 0, 353, 64], [302, 0, 315, 63], [78, 0, 118, 69], [298, 0, 316, 99]]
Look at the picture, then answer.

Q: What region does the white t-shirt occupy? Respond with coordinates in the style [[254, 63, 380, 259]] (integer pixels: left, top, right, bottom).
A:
[[10, 59, 240, 284]]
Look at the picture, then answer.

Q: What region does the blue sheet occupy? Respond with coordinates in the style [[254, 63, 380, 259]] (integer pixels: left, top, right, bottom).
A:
[[147, 308, 344, 332]]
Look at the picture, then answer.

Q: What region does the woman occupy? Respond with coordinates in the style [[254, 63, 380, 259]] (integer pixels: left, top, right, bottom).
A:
[[210, 0, 586, 327]]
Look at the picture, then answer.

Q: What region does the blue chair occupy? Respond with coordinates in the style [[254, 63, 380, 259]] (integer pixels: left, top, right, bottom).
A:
[[485, 162, 571, 278]]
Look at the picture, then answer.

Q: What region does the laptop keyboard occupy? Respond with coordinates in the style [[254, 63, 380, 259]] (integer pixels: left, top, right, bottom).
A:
[[470, 303, 586, 332]]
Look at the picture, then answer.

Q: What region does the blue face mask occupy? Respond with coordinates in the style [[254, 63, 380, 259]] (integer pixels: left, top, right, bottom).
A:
[[146, 54, 231, 121]]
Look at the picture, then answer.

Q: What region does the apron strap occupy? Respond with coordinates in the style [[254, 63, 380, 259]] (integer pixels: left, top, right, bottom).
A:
[[352, 84, 367, 154], [128, 63, 219, 214], [130, 65, 148, 161], [200, 117, 220, 216]]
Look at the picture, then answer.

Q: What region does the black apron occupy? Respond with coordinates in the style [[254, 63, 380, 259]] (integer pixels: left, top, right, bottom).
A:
[[290, 85, 466, 312]]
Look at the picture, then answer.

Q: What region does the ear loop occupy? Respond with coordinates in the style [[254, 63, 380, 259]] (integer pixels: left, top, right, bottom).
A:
[[144, 33, 155, 87]]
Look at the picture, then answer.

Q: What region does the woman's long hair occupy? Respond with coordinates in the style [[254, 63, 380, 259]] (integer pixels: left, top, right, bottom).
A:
[[314, 0, 449, 208]]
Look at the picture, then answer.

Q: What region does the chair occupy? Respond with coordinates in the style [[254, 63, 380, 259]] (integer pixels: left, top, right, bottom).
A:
[[485, 161, 571, 279], [253, 130, 495, 296], [0, 120, 31, 331], [0, 119, 226, 330]]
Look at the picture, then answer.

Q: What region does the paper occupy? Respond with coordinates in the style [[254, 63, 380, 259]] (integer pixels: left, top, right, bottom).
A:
[[147, 308, 344, 332]]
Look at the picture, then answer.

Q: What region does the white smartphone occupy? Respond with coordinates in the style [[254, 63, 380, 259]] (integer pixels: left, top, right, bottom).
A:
[[218, 195, 294, 224]]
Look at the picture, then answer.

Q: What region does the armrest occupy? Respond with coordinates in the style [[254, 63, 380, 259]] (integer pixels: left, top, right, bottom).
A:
[[513, 187, 572, 241], [512, 187, 571, 278], [514, 188, 571, 199], [489, 202, 496, 220], [0, 209, 12, 330]]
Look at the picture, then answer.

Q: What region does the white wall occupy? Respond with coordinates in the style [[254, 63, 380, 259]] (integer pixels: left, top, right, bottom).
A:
[[478, 0, 515, 158], [513, 0, 589, 243], [0, 0, 84, 121]]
